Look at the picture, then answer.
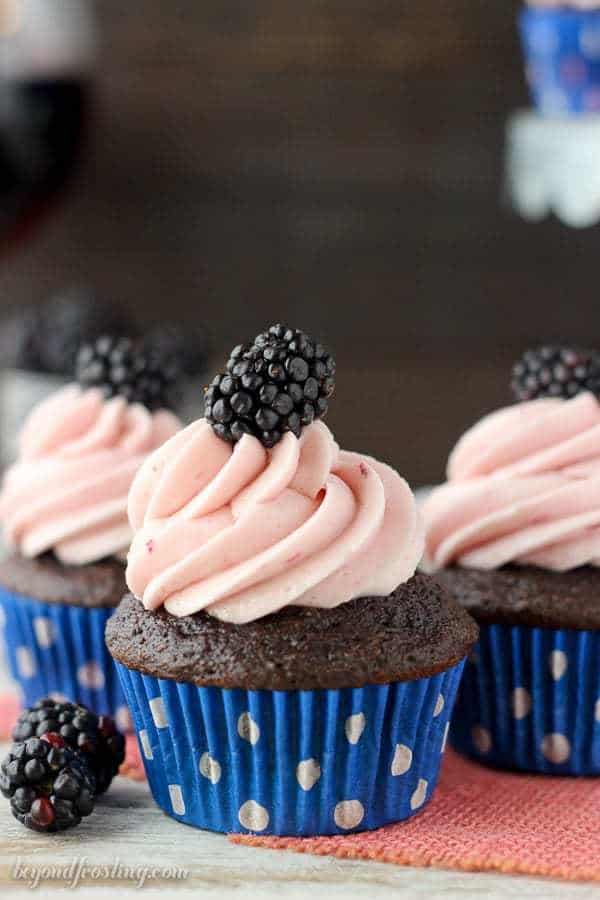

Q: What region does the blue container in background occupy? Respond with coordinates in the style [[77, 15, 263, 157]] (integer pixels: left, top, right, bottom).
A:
[[520, 7, 600, 114], [451, 623, 600, 775], [0, 587, 130, 731]]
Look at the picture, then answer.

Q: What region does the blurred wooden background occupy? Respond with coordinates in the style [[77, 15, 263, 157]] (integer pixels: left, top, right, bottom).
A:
[[0, 1, 597, 483]]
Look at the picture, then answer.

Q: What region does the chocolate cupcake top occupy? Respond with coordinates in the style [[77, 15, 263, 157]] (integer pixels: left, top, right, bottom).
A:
[[0, 338, 182, 567], [124, 325, 424, 625], [434, 565, 600, 631], [423, 347, 600, 576], [0, 554, 126, 608], [106, 575, 478, 689]]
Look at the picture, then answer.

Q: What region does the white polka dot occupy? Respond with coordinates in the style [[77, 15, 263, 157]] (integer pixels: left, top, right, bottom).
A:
[[238, 800, 269, 832], [433, 694, 445, 718], [344, 712, 366, 745], [549, 650, 568, 681], [441, 721, 450, 753], [472, 725, 492, 754], [334, 800, 364, 830], [33, 616, 55, 649], [168, 784, 185, 816], [410, 778, 428, 811], [139, 729, 153, 760], [199, 752, 222, 785], [296, 758, 321, 791], [512, 687, 532, 720], [237, 712, 260, 745], [149, 696, 168, 729], [115, 705, 133, 733], [581, 25, 600, 61], [541, 733, 571, 765], [595, 698, 600, 723], [391, 744, 413, 776], [49, 691, 68, 704], [77, 661, 105, 691], [16, 646, 36, 679]]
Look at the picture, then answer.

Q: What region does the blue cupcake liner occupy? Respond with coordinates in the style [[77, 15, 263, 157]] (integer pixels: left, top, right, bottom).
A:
[[519, 7, 600, 114], [451, 623, 600, 775], [0, 586, 130, 729], [115, 659, 466, 836]]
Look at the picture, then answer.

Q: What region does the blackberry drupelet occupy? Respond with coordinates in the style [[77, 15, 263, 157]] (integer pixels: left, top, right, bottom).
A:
[[511, 345, 600, 402], [13, 698, 125, 795], [205, 324, 336, 448], [76, 335, 179, 412], [0, 733, 95, 832]]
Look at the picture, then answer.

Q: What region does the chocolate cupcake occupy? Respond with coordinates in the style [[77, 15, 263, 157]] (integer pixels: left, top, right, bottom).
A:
[[423, 346, 600, 775], [107, 324, 477, 836], [0, 337, 182, 722]]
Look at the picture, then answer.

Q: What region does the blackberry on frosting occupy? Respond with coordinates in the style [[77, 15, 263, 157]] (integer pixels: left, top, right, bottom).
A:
[[205, 324, 336, 448], [76, 336, 179, 412], [511, 345, 600, 402]]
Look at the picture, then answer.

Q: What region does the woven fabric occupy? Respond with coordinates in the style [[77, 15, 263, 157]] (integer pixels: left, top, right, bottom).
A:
[[232, 743, 600, 882]]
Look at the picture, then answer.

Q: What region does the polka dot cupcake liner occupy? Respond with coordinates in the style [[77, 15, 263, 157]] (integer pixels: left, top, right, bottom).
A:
[[0, 587, 131, 730], [451, 623, 600, 775], [114, 659, 466, 836], [519, 7, 600, 115]]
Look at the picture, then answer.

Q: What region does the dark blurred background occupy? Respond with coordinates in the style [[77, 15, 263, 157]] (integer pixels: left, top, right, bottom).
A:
[[0, 1, 597, 484]]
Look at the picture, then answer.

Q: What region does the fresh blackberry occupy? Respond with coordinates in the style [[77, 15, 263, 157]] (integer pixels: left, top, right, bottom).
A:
[[511, 345, 600, 402], [13, 698, 125, 795], [205, 324, 336, 448], [76, 335, 179, 412], [0, 733, 95, 832], [40, 288, 138, 376], [144, 322, 209, 377]]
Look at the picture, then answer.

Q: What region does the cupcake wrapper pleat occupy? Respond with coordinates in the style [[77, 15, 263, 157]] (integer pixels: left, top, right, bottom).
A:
[[0, 586, 129, 729], [451, 623, 600, 775], [519, 7, 600, 115], [115, 659, 465, 836]]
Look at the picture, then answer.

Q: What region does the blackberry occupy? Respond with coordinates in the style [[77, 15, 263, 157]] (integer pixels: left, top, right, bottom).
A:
[[76, 335, 179, 412], [511, 345, 600, 402], [144, 322, 209, 377], [0, 733, 95, 832], [13, 698, 126, 795], [40, 288, 138, 376], [205, 324, 336, 448]]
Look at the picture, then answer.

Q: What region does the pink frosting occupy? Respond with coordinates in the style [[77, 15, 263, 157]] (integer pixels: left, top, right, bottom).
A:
[[126, 419, 423, 624], [423, 392, 600, 573], [0, 385, 181, 565]]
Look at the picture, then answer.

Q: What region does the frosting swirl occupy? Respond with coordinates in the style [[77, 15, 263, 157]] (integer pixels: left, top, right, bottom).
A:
[[423, 392, 600, 573], [126, 419, 423, 623], [0, 385, 181, 565]]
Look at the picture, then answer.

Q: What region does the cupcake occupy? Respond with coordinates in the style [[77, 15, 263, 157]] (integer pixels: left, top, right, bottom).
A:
[[106, 324, 478, 836], [0, 336, 182, 722], [520, 2, 600, 115], [422, 345, 600, 775]]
